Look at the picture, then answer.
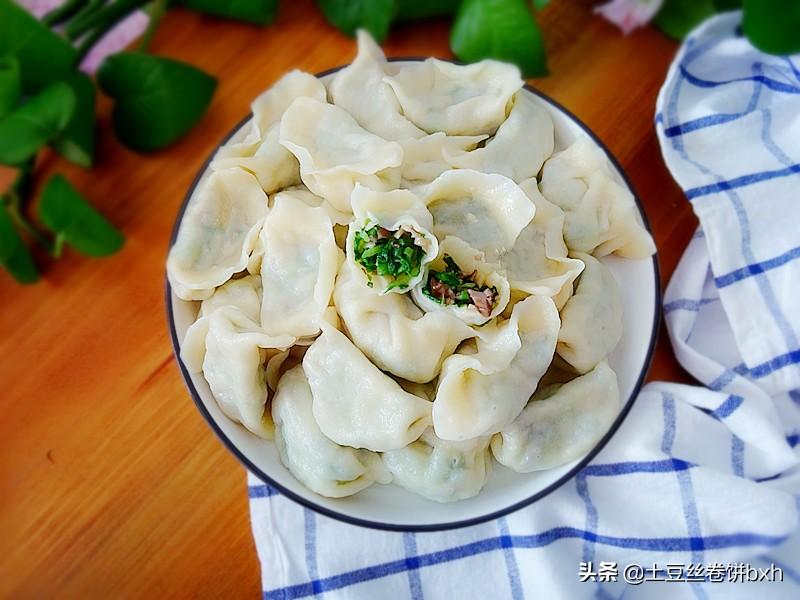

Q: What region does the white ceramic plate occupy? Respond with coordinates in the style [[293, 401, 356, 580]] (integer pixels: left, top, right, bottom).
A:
[[166, 61, 661, 531]]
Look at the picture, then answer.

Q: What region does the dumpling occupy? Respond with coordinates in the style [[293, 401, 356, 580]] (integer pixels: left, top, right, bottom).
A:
[[399, 132, 486, 185], [491, 360, 620, 472], [199, 274, 262, 323], [328, 30, 425, 141], [181, 306, 295, 439], [279, 97, 403, 213], [382, 429, 492, 502], [302, 323, 432, 451], [411, 236, 511, 326], [433, 295, 561, 441], [168, 168, 268, 301], [260, 192, 341, 338], [540, 138, 655, 258], [346, 185, 438, 294], [273, 185, 352, 225], [210, 70, 326, 193], [443, 92, 554, 182], [500, 178, 585, 299], [384, 58, 523, 135], [424, 170, 535, 263], [273, 365, 392, 497], [334, 261, 474, 383], [557, 252, 622, 373]]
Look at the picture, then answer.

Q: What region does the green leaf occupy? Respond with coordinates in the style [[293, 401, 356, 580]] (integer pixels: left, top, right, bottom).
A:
[[532, 0, 550, 9], [0, 204, 39, 283], [97, 52, 217, 152], [0, 0, 78, 92], [180, 0, 279, 25], [713, 0, 741, 9], [451, 0, 547, 78], [654, 0, 716, 41], [0, 56, 21, 119], [38, 174, 124, 257], [318, 0, 395, 42], [743, 0, 800, 55], [395, 0, 460, 21], [50, 72, 96, 167], [0, 81, 76, 166]]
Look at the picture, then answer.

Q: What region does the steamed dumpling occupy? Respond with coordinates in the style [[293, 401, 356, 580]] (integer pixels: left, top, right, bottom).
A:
[[444, 92, 554, 182], [399, 132, 487, 185], [334, 261, 475, 383], [382, 429, 492, 502], [210, 70, 326, 193], [279, 97, 403, 213], [433, 295, 561, 441], [259, 192, 341, 338], [345, 185, 438, 294], [168, 168, 268, 301], [273, 365, 392, 497], [303, 324, 432, 451], [540, 138, 655, 258], [199, 274, 262, 323], [181, 306, 295, 439], [491, 361, 620, 472], [557, 252, 623, 373], [328, 30, 425, 141], [500, 178, 585, 299], [424, 169, 535, 264], [384, 58, 523, 135]]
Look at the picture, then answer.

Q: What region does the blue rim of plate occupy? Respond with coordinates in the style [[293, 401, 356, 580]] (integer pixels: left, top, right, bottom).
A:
[[165, 59, 662, 532]]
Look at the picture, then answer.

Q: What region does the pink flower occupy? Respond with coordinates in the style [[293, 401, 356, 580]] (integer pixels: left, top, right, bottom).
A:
[[594, 0, 665, 35]]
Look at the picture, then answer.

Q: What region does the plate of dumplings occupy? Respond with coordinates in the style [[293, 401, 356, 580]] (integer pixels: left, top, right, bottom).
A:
[[167, 32, 660, 530]]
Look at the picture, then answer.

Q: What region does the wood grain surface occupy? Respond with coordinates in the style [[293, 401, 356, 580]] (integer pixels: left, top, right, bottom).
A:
[[0, 0, 698, 597]]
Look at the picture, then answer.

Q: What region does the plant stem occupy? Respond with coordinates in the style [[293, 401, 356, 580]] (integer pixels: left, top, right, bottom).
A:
[[138, 0, 169, 52], [73, 0, 151, 63], [67, 0, 111, 33], [43, 0, 90, 27], [67, 0, 150, 41], [4, 189, 56, 257]]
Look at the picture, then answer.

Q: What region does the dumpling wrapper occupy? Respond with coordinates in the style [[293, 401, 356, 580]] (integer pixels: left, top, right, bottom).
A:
[[210, 70, 326, 193], [399, 132, 486, 185], [273, 365, 392, 498], [384, 58, 523, 136], [491, 360, 620, 472], [557, 252, 623, 374], [199, 274, 262, 323], [433, 295, 561, 441], [334, 261, 474, 383], [424, 169, 535, 264], [444, 91, 554, 182], [303, 323, 432, 451], [500, 178, 585, 299], [411, 236, 511, 326], [168, 168, 268, 301], [382, 429, 492, 503], [328, 30, 425, 141], [181, 306, 295, 439], [540, 138, 655, 259], [279, 97, 403, 213], [345, 185, 438, 295], [260, 192, 342, 339]]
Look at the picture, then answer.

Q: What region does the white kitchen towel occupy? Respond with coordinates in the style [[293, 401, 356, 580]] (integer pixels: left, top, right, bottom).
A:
[[249, 13, 800, 599]]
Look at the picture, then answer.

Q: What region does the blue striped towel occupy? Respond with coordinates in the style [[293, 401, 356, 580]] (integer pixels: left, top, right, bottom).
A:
[[249, 13, 800, 599]]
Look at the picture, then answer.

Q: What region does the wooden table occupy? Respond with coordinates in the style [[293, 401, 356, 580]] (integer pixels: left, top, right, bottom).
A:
[[0, 0, 698, 596]]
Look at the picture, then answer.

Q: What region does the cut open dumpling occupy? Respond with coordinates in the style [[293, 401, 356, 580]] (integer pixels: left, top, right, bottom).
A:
[[168, 168, 268, 301], [557, 252, 623, 374], [279, 97, 403, 213], [433, 295, 560, 441], [273, 365, 392, 497], [382, 429, 492, 502], [334, 261, 474, 383], [303, 324, 432, 451], [540, 138, 655, 258], [346, 185, 438, 295], [384, 58, 523, 136], [491, 360, 620, 472]]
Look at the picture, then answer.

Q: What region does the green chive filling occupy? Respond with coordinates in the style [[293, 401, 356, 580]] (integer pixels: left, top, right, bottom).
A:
[[422, 255, 497, 314], [353, 225, 425, 291]]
